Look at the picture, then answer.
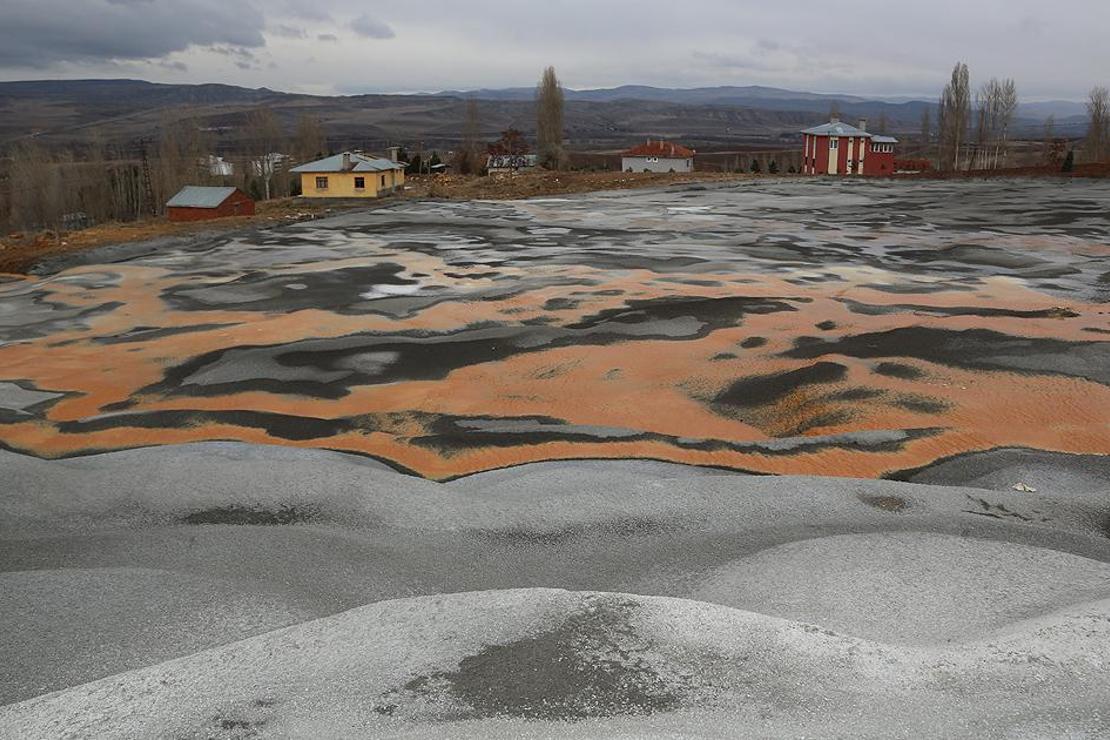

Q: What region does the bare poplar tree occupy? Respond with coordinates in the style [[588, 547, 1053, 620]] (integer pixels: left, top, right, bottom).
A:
[[454, 99, 485, 175], [1042, 115, 1059, 166], [973, 81, 994, 169], [828, 100, 841, 120], [920, 107, 932, 157], [155, 117, 188, 211], [877, 113, 889, 134], [246, 107, 284, 200], [8, 143, 53, 229], [939, 62, 971, 171], [993, 79, 1018, 169], [1087, 86, 1110, 162], [294, 114, 327, 163], [536, 66, 566, 170]]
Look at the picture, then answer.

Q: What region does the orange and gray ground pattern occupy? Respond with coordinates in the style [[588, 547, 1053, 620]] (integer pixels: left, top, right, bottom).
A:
[[1, 179, 1107, 479]]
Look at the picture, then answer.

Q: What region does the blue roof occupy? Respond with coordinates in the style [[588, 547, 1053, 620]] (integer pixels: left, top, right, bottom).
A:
[[166, 186, 241, 208], [290, 152, 404, 173]]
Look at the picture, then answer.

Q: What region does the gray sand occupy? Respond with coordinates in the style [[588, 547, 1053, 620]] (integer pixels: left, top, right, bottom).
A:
[[1, 442, 1109, 736], [3, 589, 1110, 738]]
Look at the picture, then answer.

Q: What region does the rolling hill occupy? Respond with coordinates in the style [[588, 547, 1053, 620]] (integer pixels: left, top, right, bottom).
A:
[[0, 79, 1088, 156]]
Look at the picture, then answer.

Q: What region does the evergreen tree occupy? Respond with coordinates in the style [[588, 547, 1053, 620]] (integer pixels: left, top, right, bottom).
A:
[[768, 160, 779, 174], [750, 159, 761, 174]]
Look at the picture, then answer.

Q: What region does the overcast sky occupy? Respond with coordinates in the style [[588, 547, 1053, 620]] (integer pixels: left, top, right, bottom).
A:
[[1, 0, 1106, 100]]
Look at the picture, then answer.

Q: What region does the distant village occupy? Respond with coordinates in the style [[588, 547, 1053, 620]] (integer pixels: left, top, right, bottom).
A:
[[2, 63, 1107, 232], [163, 107, 924, 221]]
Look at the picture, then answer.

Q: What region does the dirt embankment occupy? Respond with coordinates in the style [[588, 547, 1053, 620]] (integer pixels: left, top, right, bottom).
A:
[[0, 198, 352, 275], [898, 162, 1110, 180]]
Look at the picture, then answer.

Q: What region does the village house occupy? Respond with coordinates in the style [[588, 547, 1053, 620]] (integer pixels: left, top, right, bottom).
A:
[[487, 154, 539, 174], [202, 155, 234, 177], [290, 151, 405, 198], [621, 140, 695, 173], [166, 186, 254, 222], [800, 118, 898, 176]]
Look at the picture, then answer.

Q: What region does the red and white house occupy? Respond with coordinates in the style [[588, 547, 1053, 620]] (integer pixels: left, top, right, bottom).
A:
[[800, 118, 898, 176]]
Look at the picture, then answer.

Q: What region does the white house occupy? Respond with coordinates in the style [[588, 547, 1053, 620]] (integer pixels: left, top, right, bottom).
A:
[[621, 140, 695, 173]]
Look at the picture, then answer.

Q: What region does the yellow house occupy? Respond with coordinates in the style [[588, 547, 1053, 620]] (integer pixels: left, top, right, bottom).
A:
[[291, 151, 406, 198]]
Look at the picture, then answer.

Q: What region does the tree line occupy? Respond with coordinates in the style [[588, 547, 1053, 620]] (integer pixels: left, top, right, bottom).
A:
[[931, 61, 1109, 171], [451, 66, 566, 176], [0, 110, 330, 233]]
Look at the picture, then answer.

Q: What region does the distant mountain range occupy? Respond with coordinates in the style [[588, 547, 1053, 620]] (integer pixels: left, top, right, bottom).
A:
[[440, 84, 1089, 125], [0, 79, 1090, 153]]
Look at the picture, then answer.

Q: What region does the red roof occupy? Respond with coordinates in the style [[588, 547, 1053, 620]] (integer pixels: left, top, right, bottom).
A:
[[621, 140, 695, 158]]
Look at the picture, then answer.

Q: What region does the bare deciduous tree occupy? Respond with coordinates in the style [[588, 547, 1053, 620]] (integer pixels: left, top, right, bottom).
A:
[[489, 128, 530, 156], [453, 99, 485, 175], [828, 100, 841, 120], [1042, 115, 1057, 166], [536, 66, 566, 170], [939, 62, 971, 171], [975, 78, 1018, 169], [920, 107, 932, 158], [8, 143, 55, 229], [245, 107, 284, 200], [1087, 86, 1110, 162], [293, 114, 327, 163]]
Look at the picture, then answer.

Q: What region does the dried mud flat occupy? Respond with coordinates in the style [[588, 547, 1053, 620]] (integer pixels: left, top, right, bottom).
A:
[[1, 178, 1109, 736]]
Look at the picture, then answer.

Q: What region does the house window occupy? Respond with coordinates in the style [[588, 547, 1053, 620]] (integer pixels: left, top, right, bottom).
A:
[[354, 176, 365, 190], [315, 176, 328, 189], [381, 175, 386, 187], [830, 138, 838, 149]]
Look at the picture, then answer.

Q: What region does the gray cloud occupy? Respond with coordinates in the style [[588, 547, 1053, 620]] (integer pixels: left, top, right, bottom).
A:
[[350, 15, 395, 39], [151, 59, 188, 72], [270, 24, 308, 40], [0, 0, 265, 68], [0, 0, 1107, 100]]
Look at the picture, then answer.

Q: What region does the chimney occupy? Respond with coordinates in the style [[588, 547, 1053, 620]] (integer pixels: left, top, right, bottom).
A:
[[387, 145, 401, 162], [341, 152, 352, 171], [858, 118, 868, 132], [830, 115, 840, 124]]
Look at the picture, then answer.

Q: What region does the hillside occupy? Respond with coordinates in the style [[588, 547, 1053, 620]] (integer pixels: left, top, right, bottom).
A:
[[0, 79, 1087, 156], [0, 79, 889, 155]]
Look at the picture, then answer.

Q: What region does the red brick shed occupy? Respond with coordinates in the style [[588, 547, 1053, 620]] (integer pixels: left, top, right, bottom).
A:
[[166, 186, 255, 222]]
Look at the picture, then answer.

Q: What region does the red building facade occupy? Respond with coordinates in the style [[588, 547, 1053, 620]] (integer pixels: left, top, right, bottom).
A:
[[800, 119, 898, 176]]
